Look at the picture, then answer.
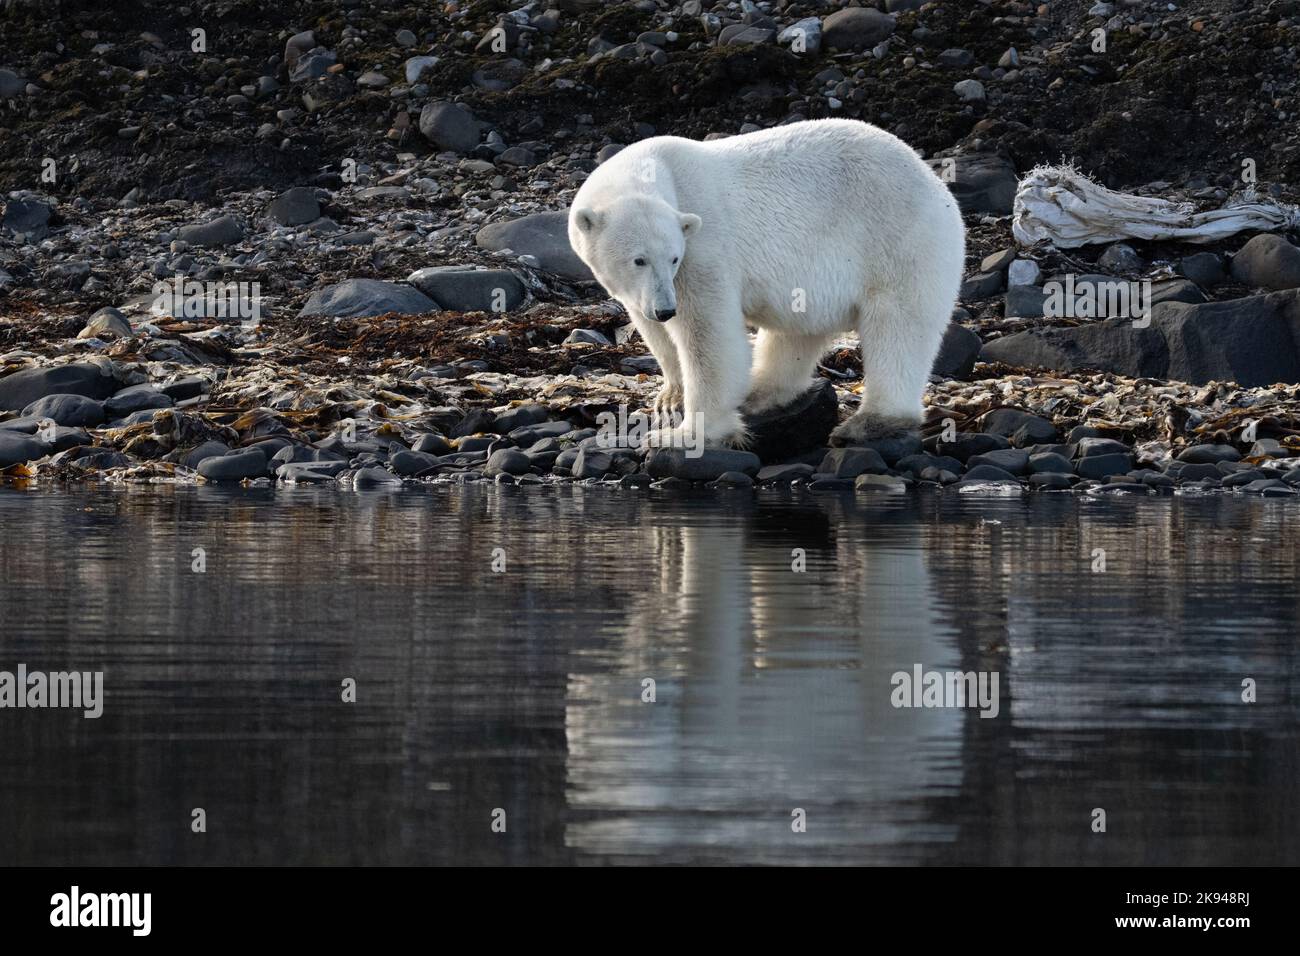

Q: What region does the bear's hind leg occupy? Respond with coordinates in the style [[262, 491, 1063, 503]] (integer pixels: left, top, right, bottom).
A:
[[744, 329, 833, 414], [830, 291, 945, 446]]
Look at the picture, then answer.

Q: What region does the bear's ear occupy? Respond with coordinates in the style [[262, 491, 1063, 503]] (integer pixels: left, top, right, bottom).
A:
[[574, 208, 603, 233], [679, 213, 702, 237]]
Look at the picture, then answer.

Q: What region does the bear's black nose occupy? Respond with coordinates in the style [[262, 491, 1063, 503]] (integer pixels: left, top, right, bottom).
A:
[[655, 308, 676, 322]]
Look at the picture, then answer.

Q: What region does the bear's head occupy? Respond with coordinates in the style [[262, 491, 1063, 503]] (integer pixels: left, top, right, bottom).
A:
[[569, 195, 701, 323]]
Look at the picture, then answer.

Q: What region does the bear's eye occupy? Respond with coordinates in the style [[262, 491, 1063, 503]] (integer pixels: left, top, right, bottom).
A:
[[634, 257, 646, 267], [672, 257, 679, 265]]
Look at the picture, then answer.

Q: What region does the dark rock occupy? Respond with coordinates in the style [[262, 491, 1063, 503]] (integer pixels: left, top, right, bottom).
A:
[[298, 279, 437, 319], [0, 363, 119, 411], [572, 448, 615, 478], [1231, 234, 1300, 291], [52, 447, 130, 471], [105, 384, 173, 418], [181, 441, 230, 469], [1028, 472, 1073, 490], [413, 433, 454, 455], [966, 447, 1029, 475], [1075, 453, 1133, 479], [476, 211, 592, 280], [178, 215, 244, 247], [1173, 462, 1222, 481], [1097, 243, 1143, 273], [485, 448, 532, 476], [160, 377, 207, 401], [961, 270, 1005, 300], [1177, 443, 1240, 464], [982, 289, 1300, 387], [198, 450, 266, 481], [809, 477, 855, 491], [857, 434, 923, 465], [743, 378, 839, 463], [819, 446, 888, 478], [962, 464, 1020, 482], [757, 462, 815, 483], [929, 431, 1010, 462], [1178, 252, 1227, 288], [822, 8, 895, 50], [352, 466, 403, 488], [491, 404, 549, 434], [2, 198, 52, 240], [925, 153, 1018, 215], [895, 452, 963, 477], [407, 266, 526, 312], [277, 461, 348, 482], [980, 409, 1058, 445], [1029, 452, 1073, 474], [21, 394, 105, 427], [0, 430, 44, 467], [1149, 279, 1206, 306], [1076, 437, 1132, 458], [645, 447, 761, 481], [932, 323, 982, 379], [1003, 284, 1047, 318], [267, 187, 320, 226], [390, 449, 440, 476], [711, 471, 755, 488]]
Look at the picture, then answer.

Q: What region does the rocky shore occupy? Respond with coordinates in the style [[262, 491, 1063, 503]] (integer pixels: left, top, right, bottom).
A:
[[3, 0, 1300, 496]]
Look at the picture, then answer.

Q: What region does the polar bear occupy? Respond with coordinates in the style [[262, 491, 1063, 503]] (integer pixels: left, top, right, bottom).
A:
[[567, 118, 966, 448]]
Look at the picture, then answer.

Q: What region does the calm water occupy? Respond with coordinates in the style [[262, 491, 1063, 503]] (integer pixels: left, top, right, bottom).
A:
[[0, 483, 1296, 866]]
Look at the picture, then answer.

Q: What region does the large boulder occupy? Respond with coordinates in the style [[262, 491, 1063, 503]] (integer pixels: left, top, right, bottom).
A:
[[932, 323, 982, 379], [1230, 234, 1300, 291], [0, 363, 120, 412], [178, 215, 244, 248], [743, 378, 839, 462], [646, 447, 762, 481], [298, 279, 437, 319], [418, 101, 484, 153], [981, 289, 1300, 387], [266, 187, 320, 226], [21, 394, 106, 427], [476, 211, 594, 280], [0, 430, 45, 468], [2, 198, 52, 240], [926, 154, 1018, 215], [821, 8, 895, 51], [407, 266, 527, 312]]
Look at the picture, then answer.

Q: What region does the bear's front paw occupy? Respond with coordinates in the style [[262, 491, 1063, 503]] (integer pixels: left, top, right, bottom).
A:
[[829, 414, 918, 447], [652, 382, 684, 416]]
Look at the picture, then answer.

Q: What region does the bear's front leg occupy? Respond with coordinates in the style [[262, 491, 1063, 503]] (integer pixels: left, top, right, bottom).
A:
[[651, 295, 750, 448], [628, 312, 684, 419]]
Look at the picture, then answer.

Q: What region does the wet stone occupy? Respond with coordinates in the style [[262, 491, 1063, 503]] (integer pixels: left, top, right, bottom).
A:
[[198, 450, 267, 481]]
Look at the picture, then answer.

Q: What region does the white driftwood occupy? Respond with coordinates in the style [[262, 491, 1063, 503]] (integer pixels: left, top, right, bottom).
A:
[[1011, 164, 1300, 248]]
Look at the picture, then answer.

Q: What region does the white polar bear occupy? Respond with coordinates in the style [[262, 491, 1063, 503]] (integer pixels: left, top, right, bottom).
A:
[[568, 118, 966, 448]]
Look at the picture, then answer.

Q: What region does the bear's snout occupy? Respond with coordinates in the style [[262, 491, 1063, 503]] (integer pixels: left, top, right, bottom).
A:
[[654, 308, 676, 322]]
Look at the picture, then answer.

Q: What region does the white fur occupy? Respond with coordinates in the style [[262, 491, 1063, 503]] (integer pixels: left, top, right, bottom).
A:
[[568, 118, 966, 447]]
